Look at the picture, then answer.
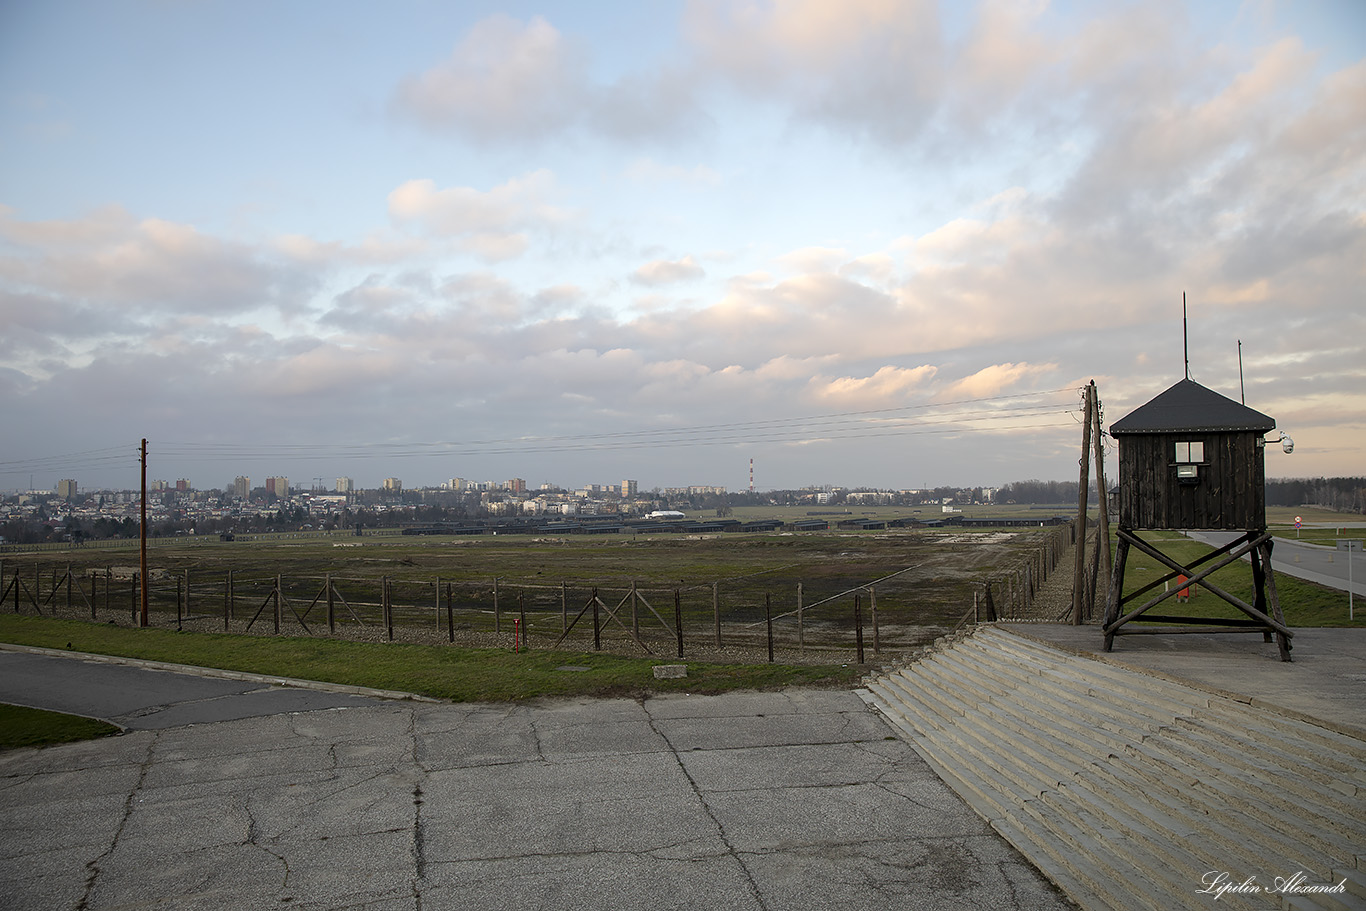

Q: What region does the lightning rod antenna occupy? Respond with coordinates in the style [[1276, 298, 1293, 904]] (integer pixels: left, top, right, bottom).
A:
[[1238, 339, 1245, 403], [1183, 292, 1190, 380]]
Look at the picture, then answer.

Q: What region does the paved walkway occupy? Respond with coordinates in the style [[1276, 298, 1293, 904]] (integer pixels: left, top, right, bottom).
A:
[[0, 649, 1074, 911]]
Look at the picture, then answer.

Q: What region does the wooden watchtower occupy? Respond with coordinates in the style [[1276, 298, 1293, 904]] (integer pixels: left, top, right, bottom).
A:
[[1102, 378, 1293, 660]]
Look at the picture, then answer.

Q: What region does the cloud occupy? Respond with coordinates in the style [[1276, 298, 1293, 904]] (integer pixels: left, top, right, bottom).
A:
[[391, 15, 583, 142], [810, 364, 938, 402], [938, 363, 1058, 399], [631, 255, 705, 286], [683, 0, 946, 142], [0, 206, 314, 329], [387, 172, 569, 262], [392, 14, 703, 144]]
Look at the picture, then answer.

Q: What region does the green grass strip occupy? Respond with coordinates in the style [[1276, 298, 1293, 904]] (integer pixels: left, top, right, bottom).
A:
[[0, 615, 860, 703], [0, 703, 120, 751]]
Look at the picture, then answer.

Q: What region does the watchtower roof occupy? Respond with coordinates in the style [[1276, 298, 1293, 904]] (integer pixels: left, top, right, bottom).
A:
[[1109, 378, 1275, 436]]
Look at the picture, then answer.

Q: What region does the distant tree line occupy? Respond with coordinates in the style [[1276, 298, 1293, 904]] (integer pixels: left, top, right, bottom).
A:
[[995, 477, 1366, 515], [1264, 477, 1366, 514], [994, 480, 1080, 505]]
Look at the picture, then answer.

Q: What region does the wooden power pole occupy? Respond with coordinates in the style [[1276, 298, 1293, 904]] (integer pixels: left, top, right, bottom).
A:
[[1071, 385, 1094, 624]]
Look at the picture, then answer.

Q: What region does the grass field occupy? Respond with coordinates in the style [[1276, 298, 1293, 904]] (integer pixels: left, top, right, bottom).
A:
[[1112, 530, 1364, 628], [0, 524, 1065, 655]]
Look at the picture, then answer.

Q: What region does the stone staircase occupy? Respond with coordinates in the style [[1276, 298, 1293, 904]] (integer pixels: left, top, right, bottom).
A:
[[861, 625, 1366, 911]]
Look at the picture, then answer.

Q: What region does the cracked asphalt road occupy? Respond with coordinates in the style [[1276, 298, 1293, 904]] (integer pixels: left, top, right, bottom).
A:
[[0, 651, 1074, 910]]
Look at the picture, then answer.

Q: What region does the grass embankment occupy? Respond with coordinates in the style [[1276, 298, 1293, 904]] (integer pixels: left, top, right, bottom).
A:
[[0, 614, 862, 705], [0, 703, 119, 751]]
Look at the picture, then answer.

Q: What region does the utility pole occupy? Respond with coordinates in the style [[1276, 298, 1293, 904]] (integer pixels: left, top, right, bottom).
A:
[[1071, 384, 1094, 625], [139, 438, 149, 628]]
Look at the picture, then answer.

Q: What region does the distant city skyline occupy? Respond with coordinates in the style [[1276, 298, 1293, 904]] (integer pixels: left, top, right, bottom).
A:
[[2, 2, 1361, 493]]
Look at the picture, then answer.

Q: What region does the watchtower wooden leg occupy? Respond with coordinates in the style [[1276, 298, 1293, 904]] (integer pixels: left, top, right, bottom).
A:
[[1103, 535, 1130, 652], [1258, 539, 1292, 662], [1248, 542, 1274, 643]]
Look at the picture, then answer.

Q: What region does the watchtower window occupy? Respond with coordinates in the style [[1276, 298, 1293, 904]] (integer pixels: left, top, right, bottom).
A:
[[1174, 441, 1204, 463]]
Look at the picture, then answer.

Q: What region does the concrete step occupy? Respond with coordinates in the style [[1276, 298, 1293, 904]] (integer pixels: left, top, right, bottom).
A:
[[966, 629, 1366, 796], [863, 626, 1366, 911]]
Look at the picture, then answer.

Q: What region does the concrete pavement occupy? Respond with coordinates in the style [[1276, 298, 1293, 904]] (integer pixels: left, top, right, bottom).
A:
[[0, 649, 1075, 911], [1002, 623, 1366, 740]]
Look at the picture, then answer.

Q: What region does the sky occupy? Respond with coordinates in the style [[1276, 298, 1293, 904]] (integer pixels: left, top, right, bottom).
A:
[[1, 0, 1363, 495]]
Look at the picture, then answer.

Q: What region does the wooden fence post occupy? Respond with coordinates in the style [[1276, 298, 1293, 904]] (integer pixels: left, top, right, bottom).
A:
[[274, 575, 282, 634], [712, 582, 721, 647], [854, 594, 865, 664], [869, 586, 879, 656], [561, 582, 567, 634], [765, 592, 774, 663], [446, 583, 454, 643], [519, 593, 527, 648], [327, 572, 335, 633], [797, 581, 804, 651], [674, 589, 684, 659], [592, 587, 600, 651], [385, 576, 393, 641], [494, 577, 500, 633]]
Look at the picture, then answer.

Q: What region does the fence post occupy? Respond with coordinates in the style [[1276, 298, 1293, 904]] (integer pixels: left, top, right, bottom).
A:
[[765, 592, 774, 663], [561, 581, 567, 634], [712, 582, 721, 647], [327, 572, 335, 633], [493, 577, 500, 633], [519, 593, 527, 648], [131, 573, 138, 623], [228, 568, 235, 624], [592, 587, 600, 651], [674, 589, 684, 659], [631, 581, 639, 637], [91, 571, 98, 619], [854, 594, 865, 664], [869, 586, 879, 656], [274, 575, 282, 634], [106, 567, 111, 616], [185, 569, 191, 620], [797, 581, 804, 651], [385, 576, 393, 641], [446, 583, 454, 643], [177, 575, 183, 630], [66, 564, 72, 612], [435, 576, 440, 629]]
